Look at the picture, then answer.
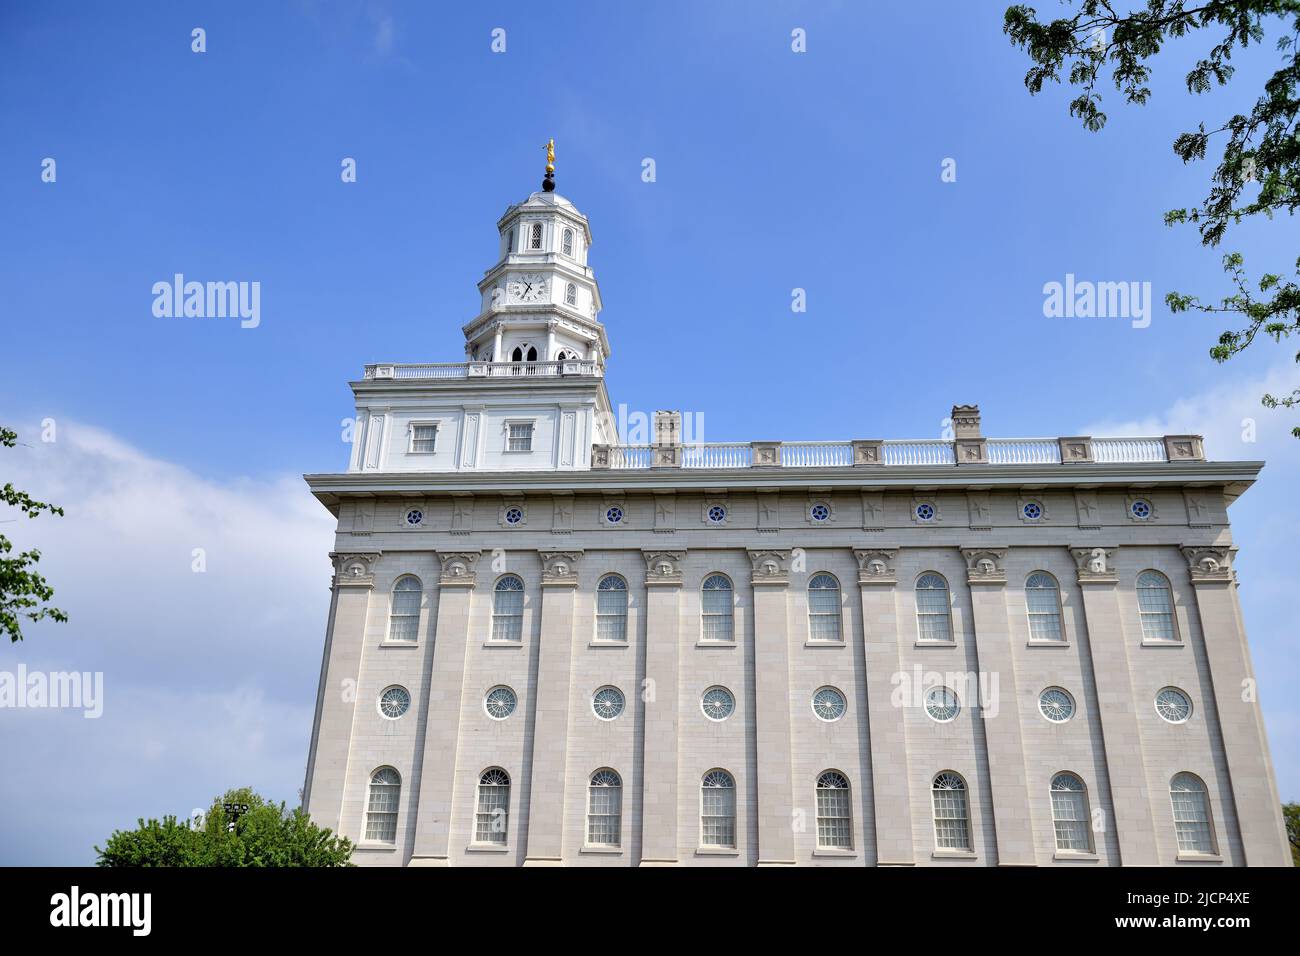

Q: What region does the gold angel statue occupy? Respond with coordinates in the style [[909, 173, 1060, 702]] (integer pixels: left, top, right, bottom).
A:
[[544, 139, 555, 173]]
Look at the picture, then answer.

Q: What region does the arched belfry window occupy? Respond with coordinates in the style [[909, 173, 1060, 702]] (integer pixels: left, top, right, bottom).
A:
[[565, 282, 576, 306], [529, 222, 543, 250], [562, 227, 574, 256]]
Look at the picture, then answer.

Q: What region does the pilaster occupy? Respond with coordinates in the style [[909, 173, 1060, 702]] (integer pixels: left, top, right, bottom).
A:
[[1069, 545, 1160, 865], [408, 551, 480, 866], [749, 549, 796, 865], [853, 548, 914, 865], [1181, 546, 1291, 865], [639, 550, 684, 865], [303, 552, 380, 833], [961, 548, 1035, 866], [523, 551, 582, 865]]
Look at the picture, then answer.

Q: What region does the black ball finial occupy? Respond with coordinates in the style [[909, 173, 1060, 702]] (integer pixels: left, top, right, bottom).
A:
[[542, 171, 556, 192]]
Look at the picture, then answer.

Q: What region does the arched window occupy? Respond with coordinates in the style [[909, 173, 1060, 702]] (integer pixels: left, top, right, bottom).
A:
[[475, 768, 511, 845], [700, 770, 736, 848], [931, 772, 971, 850], [807, 573, 842, 642], [364, 767, 400, 842], [916, 573, 952, 642], [492, 575, 524, 642], [565, 282, 576, 306], [511, 346, 523, 362], [596, 575, 628, 642], [1026, 572, 1063, 641], [1050, 773, 1092, 851], [529, 222, 543, 249], [506, 228, 514, 254], [1137, 571, 1178, 641], [587, 769, 622, 846], [562, 227, 574, 256], [1169, 773, 1215, 853], [815, 771, 852, 849], [701, 574, 734, 642], [526, 345, 537, 362], [388, 576, 421, 642]]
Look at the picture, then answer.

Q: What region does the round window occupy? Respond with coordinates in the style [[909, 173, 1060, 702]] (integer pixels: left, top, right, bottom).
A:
[[925, 686, 960, 722], [504, 506, 524, 525], [701, 686, 735, 721], [605, 506, 624, 525], [379, 686, 410, 719], [1131, 499, 1152, 519], [1155, 687, 1192, 723], [405, 509, 423, 527], [707, 505, 726, 524], [812, 686, 847, 721], [810, 503, 830, 522], [485, 686, 517, 720], [593, 686, 625, 720], [1022, 501, 1043, 520], [1038, 687, 1075, 723], [915, 503, 936, 522]]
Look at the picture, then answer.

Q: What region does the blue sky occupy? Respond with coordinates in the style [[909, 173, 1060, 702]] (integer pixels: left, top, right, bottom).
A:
[[1, 1, 1296, 864]]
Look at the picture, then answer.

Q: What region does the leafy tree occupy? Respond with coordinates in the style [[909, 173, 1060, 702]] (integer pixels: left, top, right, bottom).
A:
[[1004, 1, 1300, 434], [95, 787, 354, 867], [1, 426, 66, 642], [1285, 801, 1300, 865]]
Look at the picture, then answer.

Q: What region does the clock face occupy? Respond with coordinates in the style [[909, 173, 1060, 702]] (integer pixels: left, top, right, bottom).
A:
[[509, 274, 548, 303]]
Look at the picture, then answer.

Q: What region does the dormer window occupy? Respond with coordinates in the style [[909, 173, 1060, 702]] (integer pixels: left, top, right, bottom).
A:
[[565, 282, 576, 306], [562, 228, 573, 256], [529, 222, 543, 250]]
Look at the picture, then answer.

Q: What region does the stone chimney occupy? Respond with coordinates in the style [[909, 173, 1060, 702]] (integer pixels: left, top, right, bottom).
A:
[[951, 404, 987, 464], [652, 410, 682, 467]]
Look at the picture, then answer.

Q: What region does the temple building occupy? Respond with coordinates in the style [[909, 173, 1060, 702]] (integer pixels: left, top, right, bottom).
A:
[[301, 153, 1290, 866]]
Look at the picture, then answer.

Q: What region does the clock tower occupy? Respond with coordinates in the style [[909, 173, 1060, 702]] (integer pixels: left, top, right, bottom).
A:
[[462, 143, 609, 368]]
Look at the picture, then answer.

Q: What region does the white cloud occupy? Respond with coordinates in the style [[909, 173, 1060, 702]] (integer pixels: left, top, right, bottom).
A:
[[0, 421, 335, 863]]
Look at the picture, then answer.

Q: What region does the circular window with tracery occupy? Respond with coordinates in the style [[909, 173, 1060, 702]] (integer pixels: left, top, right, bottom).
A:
[[915, 502, 936, 522], [707, 505, 726, 524], [379, 685, 410, 719], [405, 509, 423, 527], [1038, 687, 1075, 723], [810, 503, 830, 522], [592, 686, 625, 720], [1131, 499, 1153, 519], [504, 506, 524, 525], [1022, 501, 1043, 520], [605, 506, 624, 525], [485, 686, 517, 720], [925, 686, 960, 722], [701, 686, 735, 721], [1155, 687, 1192, 723], [812, 686, 847, 722]]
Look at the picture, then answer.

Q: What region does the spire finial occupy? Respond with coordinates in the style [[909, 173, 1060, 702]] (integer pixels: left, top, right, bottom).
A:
[[542, 138, 556, 192]]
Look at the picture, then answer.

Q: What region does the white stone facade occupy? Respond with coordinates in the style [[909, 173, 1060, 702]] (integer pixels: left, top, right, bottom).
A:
[[301, 183, 1290, 867]]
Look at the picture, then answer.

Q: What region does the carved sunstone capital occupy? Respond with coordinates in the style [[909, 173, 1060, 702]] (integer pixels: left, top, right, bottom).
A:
[[853, 548, 898, 585], [331, 551, 381, 587], [643, 550, 685, 586], [962, 547, 1008, 585], [539, 550, 582, 586], [748, 549, 790, 586], [1070, 545, 1119, 585], [1181, 545, 1233, 584], [438, 551, 480, 587]]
